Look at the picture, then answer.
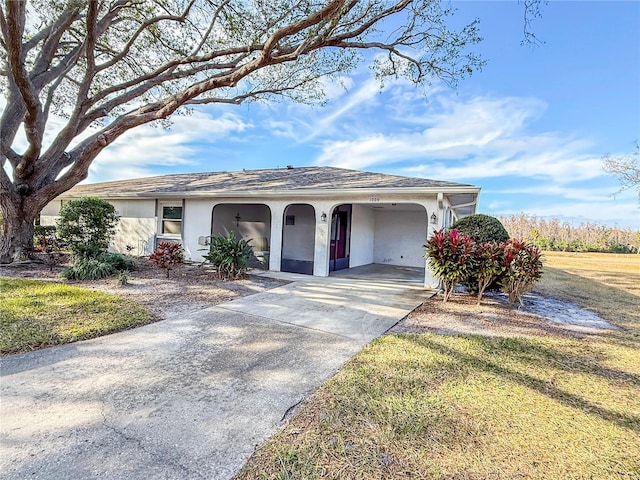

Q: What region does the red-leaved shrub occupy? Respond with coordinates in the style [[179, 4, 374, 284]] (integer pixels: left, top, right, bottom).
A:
[[473, 242, 506, 305], [424, 229, 476, 302], [425, 230, 543, 306], [149, 241, 184, 278], [500, 239, 543, 306]]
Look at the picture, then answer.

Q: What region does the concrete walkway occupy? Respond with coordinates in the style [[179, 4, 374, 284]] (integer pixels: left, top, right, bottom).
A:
[[0, 269, 429, 480]]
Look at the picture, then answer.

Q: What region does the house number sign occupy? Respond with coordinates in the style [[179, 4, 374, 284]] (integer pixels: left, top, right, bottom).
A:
[[369, 196, 380, 202]]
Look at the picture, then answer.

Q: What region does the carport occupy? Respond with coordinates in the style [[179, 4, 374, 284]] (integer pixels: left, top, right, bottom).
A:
[[327, 202, 430, 277]]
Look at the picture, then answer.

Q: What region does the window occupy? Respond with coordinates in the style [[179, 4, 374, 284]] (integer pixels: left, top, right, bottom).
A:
[[161, 205, 182, 235]]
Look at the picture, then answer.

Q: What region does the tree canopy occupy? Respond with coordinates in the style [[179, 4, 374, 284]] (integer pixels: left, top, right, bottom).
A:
[[0, 0, 542, 262]]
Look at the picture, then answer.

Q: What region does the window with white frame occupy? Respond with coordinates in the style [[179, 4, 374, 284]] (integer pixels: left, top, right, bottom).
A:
[[160, 205, 183, 236]]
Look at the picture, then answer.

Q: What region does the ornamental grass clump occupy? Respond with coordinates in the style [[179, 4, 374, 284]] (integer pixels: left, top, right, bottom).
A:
[[424, 229, 476, 302], [61, 251, 137, 281]]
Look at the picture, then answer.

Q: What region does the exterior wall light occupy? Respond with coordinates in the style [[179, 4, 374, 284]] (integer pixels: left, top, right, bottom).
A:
[[321, 212, 327, 222], [235, 212, 241, 227], [430, 212, 437, 224]]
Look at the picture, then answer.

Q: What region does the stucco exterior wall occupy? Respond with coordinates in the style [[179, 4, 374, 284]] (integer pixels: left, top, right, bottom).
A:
[[349, 204, 375, 268], [40, 199, 157, 256], [110, 200, 157, 256], [373, 208, 428, 268], [113, 217, 157, 255], [182, 200, 272, 262], [182, 199, 211, 260], [110, 200, 156, 219], [40, 200, 62, 216]]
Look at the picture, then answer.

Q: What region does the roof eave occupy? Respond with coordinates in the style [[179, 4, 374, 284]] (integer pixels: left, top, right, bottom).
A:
[[59, 185, 480, 200]]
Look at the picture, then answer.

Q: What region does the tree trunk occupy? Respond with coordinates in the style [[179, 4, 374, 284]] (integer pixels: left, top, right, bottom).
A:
[[0, 192, 41, 264]]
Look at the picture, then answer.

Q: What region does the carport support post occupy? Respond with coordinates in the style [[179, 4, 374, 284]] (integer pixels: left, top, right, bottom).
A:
[[424, 206, 441, 289], [269, 204, 285, 272], [313, 203, 332, 276]]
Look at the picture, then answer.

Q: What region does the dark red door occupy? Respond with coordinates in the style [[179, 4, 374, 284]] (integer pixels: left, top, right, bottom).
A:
[[330, 208, 350, 271]]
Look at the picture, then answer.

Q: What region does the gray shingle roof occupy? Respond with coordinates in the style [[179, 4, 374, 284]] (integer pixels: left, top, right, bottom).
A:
[[64, 166, 476, 197]]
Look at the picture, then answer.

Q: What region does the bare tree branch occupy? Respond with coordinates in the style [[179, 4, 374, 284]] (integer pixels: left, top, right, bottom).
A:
[[521, 0, 546, 46], [603, 142, 640, 194]]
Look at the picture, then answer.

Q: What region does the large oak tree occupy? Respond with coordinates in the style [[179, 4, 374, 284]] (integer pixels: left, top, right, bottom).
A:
[[0, 0, 489, 262]]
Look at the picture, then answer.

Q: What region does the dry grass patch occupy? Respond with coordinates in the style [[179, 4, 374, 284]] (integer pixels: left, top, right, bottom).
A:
[[236, 253, 640, 480], [541, 251, 640, 296], [238, 334, 639, 479]]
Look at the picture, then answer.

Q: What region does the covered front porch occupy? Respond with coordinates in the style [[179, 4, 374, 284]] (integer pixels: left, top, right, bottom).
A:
[[183, 193, 471, 288], [197, 200, 435, 286]]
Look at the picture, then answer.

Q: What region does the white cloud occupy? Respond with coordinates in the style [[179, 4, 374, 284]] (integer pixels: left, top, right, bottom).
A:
[[311, 91, 607, 184], [87, 111, 250, 182], [319, 75, 356, 101], [302, 78, 385, 141]]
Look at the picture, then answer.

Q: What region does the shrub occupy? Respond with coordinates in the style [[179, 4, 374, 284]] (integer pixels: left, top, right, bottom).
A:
[[62, 257, 114, 280], [57, 197, 119, 258], [426, 231, 544, 307], [424, 229, 476, 302], [149, 241, 184, 278], [99, 252, 137, 271], [33, 225, 60, 253], [451, 214, 509, 244], [472, 242, 506, 305], [500, 239, 544, 306], [255, 252, 269, 271], [61, 252, 135, 280], [203, 231, 253, 280]]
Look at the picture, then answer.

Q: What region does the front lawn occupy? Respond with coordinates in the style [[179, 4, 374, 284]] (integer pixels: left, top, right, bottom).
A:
[[236, 253, 640, 479], [0, 277, 152, 355]]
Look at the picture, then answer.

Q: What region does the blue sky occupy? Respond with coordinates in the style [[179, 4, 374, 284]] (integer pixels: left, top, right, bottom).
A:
[[87, 1, 640, 229]]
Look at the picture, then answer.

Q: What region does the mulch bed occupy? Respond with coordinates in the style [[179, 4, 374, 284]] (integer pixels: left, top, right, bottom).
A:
[[391, 293, 589, 339], [0, 258, 288, 320]]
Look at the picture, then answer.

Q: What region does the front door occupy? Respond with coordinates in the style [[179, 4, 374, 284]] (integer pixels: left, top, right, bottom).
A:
[[329, 206, 351, 271]]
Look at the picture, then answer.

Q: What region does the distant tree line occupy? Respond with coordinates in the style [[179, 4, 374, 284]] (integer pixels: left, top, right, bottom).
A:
[[498, 214, 640, 254]]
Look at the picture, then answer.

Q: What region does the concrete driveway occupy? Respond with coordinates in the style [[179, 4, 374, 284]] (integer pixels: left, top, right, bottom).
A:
[[0, 268, 428, 480]]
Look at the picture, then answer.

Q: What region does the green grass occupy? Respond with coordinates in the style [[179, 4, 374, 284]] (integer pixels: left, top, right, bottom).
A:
[[0, 277, 152, 355], [236, 254, 640, 479]]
